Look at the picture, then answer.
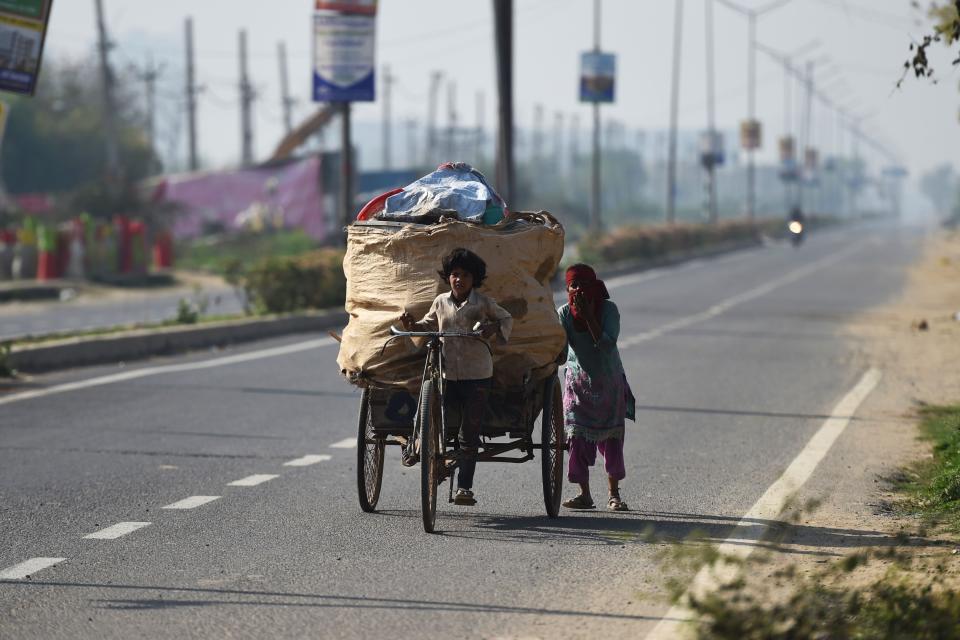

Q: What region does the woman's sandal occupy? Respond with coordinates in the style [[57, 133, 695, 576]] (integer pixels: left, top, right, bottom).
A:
[[562, 494, 596, 510], [607, 495, 629, 512]]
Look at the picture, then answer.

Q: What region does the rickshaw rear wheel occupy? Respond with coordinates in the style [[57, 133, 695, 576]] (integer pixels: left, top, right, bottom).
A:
[[356, 388, 385, 513], [419, 378, 442, 533], [541, 375, 564, 518]]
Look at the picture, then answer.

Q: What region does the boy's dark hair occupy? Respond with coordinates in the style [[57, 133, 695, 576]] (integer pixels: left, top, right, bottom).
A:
[[439, 247, 487, 287]]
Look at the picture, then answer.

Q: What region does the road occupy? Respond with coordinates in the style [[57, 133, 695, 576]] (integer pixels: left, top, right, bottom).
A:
[[0, 222, 923, 639], [0, 285, 242, 341]]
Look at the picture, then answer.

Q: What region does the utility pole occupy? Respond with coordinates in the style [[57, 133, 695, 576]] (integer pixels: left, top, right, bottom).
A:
[[666, 0, 684, 225], [425, 70, 443, 166], [137, 56, 163, 175], [278, 41, 294, 136], [185, 17, 199, 172], [239, 30, 255, 167], [703, 0, 718, 223], [798, 59, 814, 214], [382, 64, 394, 170], [405, 118, 419, 169], [94, 0, 121, 186], [138, 57, 162, 159], [493, 0, 515, 205], [446, 79, 457, 160], [341, 103, 353, 239], [474, 91, 485, 165], [553, 111, 564, 173], [532, 103, 544, 164], [590, 0, 602, 232]]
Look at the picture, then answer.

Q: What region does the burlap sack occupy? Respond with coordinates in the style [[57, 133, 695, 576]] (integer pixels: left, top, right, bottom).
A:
[[337, 212, 566, 391]]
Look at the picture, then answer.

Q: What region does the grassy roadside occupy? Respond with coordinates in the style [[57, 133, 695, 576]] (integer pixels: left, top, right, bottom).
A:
[[176, 230, 319, 276], [898, 404, 960, 530], [661, 405, 960, 639]]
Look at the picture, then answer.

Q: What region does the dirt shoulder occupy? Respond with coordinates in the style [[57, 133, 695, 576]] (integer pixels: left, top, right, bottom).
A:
[[739, 227, 960, 608]]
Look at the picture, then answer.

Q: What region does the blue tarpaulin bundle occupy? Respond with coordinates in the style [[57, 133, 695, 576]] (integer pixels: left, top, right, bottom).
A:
[[383, 162, 506, 224]]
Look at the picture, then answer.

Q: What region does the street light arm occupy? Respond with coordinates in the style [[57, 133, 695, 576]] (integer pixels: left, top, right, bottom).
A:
[[715, 0, 751, 17], [757, 0, 793, 16]]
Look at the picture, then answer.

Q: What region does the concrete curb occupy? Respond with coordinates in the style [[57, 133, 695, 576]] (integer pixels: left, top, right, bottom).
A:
[[9, 309, 348, 374]]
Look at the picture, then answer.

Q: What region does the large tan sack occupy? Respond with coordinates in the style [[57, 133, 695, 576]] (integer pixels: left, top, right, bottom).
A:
[[337, 212, 566, 390]]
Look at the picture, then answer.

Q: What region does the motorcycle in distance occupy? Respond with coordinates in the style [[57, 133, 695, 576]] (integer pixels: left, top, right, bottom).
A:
[[788, 207, 805, 247]]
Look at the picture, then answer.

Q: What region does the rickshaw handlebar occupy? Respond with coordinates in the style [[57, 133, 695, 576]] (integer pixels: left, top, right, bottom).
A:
[[389, 326, 483, 339]]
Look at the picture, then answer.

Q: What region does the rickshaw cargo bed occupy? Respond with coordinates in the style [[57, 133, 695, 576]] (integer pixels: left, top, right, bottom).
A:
[[337, 212, 566, 390]]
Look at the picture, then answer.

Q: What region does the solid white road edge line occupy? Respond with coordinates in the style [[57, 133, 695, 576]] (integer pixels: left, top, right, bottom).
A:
[[329, 438, 357, 449], [0, 557, 67, 581], [643, 367, 882, 640], [83, 521, 152, 540], [161, 495, 221, 510], [0, 337, 336, 408], [283, 454, 333, 466], [227, 474, 279, 487]]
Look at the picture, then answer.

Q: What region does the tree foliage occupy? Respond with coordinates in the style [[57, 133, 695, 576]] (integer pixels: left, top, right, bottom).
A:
[[901, 1, 960, 85], [1, 57, 159, 198]]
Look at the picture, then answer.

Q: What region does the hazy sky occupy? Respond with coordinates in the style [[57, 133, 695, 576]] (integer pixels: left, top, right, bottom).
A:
[[43, 0, 960, 181]]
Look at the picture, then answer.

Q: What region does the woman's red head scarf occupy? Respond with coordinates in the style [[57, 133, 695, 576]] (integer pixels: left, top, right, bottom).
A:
[[565, 264, 609, 331]]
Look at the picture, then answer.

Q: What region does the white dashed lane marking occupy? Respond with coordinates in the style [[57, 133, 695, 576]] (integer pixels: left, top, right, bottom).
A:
[[227, 474, 279, 487], [83, 522, 152, 540], [0, 557, 66, 581], [283, 454, 333, 467], [329, 438, 356, 449], [162, 496, 221, 510]]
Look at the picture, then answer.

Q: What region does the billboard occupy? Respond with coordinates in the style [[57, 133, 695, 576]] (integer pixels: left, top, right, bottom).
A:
[[0, 0, 51, 96], [315, 0, 377, 14], [579, 51, 616, 103], [312, 10, 376, 102]]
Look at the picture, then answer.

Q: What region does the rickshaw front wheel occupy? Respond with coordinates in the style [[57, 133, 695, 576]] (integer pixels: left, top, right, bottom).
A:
[[419, 378, 442, 533]]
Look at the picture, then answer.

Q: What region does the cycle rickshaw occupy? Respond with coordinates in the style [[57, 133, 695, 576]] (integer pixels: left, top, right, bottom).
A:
[[340, 212, 567, 534]]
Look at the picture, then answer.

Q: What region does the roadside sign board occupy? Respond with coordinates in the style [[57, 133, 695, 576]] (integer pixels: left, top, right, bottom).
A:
[[0, 0, 52, 96], [315, 0, 377, 14], [312, 10, 376, 103], [739, 119, 762, 150], [579, 51, 615, 103]]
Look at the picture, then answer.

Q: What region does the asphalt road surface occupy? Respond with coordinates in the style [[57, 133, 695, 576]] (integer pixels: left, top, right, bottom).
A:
[[0, 222, 923, 639]]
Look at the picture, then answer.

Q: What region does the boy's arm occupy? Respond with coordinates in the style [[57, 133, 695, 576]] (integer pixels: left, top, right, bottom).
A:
[[486, 298, 513, 343], [413, 298, 440, 331]]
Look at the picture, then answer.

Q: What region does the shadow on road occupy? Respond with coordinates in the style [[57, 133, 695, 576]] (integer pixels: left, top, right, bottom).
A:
[[4, 580, 665, 621], [374, 508, 949, 557]]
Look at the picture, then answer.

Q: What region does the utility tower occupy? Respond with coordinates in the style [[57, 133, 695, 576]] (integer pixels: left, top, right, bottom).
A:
[[425, 70, 443, 166]]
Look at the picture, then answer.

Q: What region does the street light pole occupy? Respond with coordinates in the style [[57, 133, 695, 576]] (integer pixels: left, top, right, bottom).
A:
[[716, 0, 793, 221], [590, 0, 602, 232]]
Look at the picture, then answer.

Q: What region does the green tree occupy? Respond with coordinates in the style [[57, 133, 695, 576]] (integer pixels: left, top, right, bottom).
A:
[[1, 57, 159, 200]]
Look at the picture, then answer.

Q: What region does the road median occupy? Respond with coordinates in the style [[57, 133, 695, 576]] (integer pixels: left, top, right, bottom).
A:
[[7, 309, 347, 374]]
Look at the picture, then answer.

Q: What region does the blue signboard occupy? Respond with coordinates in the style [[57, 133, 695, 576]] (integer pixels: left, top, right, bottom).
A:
[[312, 11, 375, 103], [579, 51, 616, 103]]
